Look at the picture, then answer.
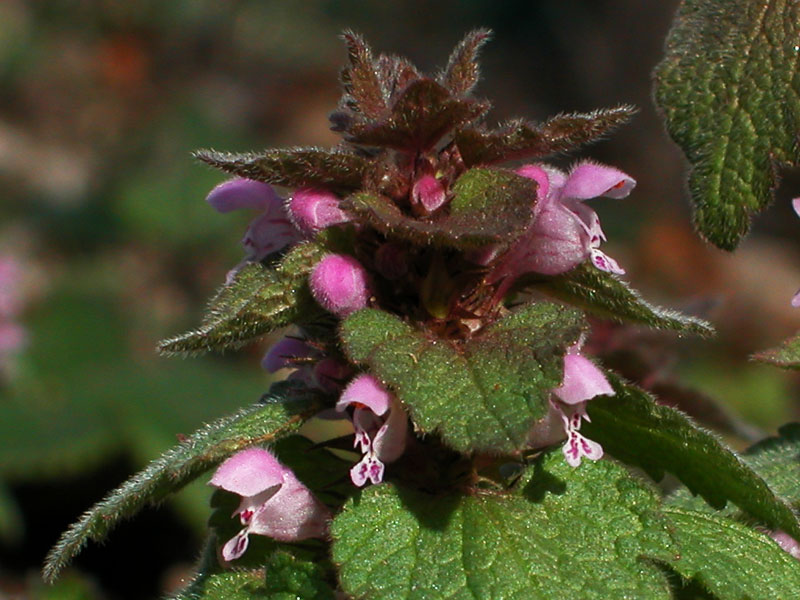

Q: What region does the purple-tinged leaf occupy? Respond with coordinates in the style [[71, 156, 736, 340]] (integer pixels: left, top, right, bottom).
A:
[[438, 28, 493, 97]]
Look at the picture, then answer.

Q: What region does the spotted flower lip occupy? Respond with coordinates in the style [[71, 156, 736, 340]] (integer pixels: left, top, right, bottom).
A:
[[336, 374, 408, 487], [209, 447, 330, 561], [206, 178, 301, 261]]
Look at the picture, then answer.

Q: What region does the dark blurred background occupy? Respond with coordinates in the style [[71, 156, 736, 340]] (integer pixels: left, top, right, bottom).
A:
[[1, 1, 799, 598]]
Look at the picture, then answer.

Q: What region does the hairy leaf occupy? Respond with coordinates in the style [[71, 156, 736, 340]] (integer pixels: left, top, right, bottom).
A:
[[194, 148, 368, 192], [43, 384, 318, 582], [583, 375, 800, 541], [158, 242, 324, 355], [332, 451, 674, 599], [654, 0, 800, 249], [346, 79, 488, 150], [527, 262, 714, 336], [752, 331, 800, 369], [344, 168, 535, 250], [340, 303, 584, 452], [340, 30, 386, 119], [438, 29, 493, 96], [659, 507, 800, 599], [455, 106, 636, 166]]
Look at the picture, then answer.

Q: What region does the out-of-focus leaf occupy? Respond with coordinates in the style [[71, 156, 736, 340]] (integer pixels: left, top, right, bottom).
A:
[[194, 148, 368, 193], [344, 168, 535, 249], [332, 450, 675, 599], [528, 261, 714, 336], [0, 480, 23, 544], [583, 375, 800, 541], [340, 303, 584, 452], [659, 506, 800, 599], [654, 0, 800, 250], [438, 28, 492, 97], [752, 331, 800, 369], [43, 383, 318, 583], [455, 106, 636, 166], [346, 79, 488, 150], [158, 242, 324, 355]]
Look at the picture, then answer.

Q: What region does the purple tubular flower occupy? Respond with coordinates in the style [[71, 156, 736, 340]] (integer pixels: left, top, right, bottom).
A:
[[336, 374, 408, 486], [209, 448, 330, 561], [489, 161, 634, 286], [287, 187, 351, 237], [529, 343, 613, 467], [206, 178, 301, 261], [309, 254, 372, 317], [792, 198, 800, 307]]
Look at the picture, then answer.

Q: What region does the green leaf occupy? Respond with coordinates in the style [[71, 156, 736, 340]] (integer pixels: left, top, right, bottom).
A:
[[659, 506, 800, 600], [455, 106, 636, 166], [158, 242, 324, 355], [752, 331, 800, 369], [654, 0, 800, 250], [526, 261, 714, 336], [194, 148, 368, 193], [346, 79, 488, 150], [583, 374, 800, 542], [741, 423, 800, 506], [340, 302, 584, 452], [343, 168, 535, 250], [332, 450, 675, 599], [43, 384, 318, 583], [438, 29, 493, 97]]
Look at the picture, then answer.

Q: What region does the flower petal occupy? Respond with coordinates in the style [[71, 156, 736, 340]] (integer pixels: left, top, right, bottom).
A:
[[247, 475, 331, 542], [242, 211, 301, 260], [206, 179, 278, 213], [554, 353, 615, 405], [221, 529, 251, 561], [793, 197, 800, 218], [209, 448, 287, 497], [411, 175, 447, 213], [562, 162, 635, 200], [372, 397, 408, 463], [336, 374, 391, 416]]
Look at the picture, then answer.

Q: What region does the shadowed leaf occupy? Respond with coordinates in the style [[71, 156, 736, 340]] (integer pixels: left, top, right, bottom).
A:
[[654, 0, 800, 249], [343, 167, 535, 249], [583, 374, 800, 542], [340, 303, 584, 452], [753, 330, 800, 369], [456, 106, 636, 166], [438, 28, 493, 96], [194, 148, 368, 192], [43, 383, 319, 583], [340, 30, 386, 120], [527, 261, 714, 336]]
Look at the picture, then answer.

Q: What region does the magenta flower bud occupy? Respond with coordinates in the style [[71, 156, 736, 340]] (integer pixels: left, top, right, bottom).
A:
[[309, 254, 371, 317], [209, 447, 330, 560], [206, 178, 301, 260], [411, 174, 447, 213], [336, 374, 408, 486], [288, 187, 351, 237], [374, 242, 409, 280]]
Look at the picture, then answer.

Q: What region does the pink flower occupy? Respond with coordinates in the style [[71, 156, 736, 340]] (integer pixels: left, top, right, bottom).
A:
[[529, 342, 614, 467], [336, 374, 408, 486], [206, 178, 301, 261], [490, 161, 635, 286], [309, 254, 372, 317], [411, 174, 447, 214], [287, 187, 351, 237], [792, 198, 800, 307], [770, 530, 800, 560], [209, 448, 330, 561]]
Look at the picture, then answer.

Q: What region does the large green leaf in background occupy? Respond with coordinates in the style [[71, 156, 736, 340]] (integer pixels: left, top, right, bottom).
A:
[[583, 375, 800, 542], [654, 0, 800, 250], [332, 451, 676, 600], [43, 382, 318, 583], [340, 303, 584, 452]]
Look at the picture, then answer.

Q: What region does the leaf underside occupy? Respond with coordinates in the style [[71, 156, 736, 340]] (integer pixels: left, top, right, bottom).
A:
[[43, 383, 317, 583], [340, 303, 584, 453], [654, 0, 800, 250]]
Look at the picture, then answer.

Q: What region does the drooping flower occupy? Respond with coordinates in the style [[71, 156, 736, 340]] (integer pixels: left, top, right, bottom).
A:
[[336, 374, 408, 486], [489, 161, 635, 289], [529, 342, 614, 467], [209, 447, 330, 561], [792, 198, 800, 307], [206, 178, 301, 261], [287, 187, 351, 237], [309, 254, 372, 317]]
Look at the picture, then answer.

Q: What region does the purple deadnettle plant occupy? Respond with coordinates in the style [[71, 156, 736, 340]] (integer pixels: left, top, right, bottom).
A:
[[46, 22, 800, 599]]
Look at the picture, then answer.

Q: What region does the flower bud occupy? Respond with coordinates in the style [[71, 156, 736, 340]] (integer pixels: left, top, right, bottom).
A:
[[411, 174, 446, 214], [309, 254, 371, 317], [288, 187, 350, 237]]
